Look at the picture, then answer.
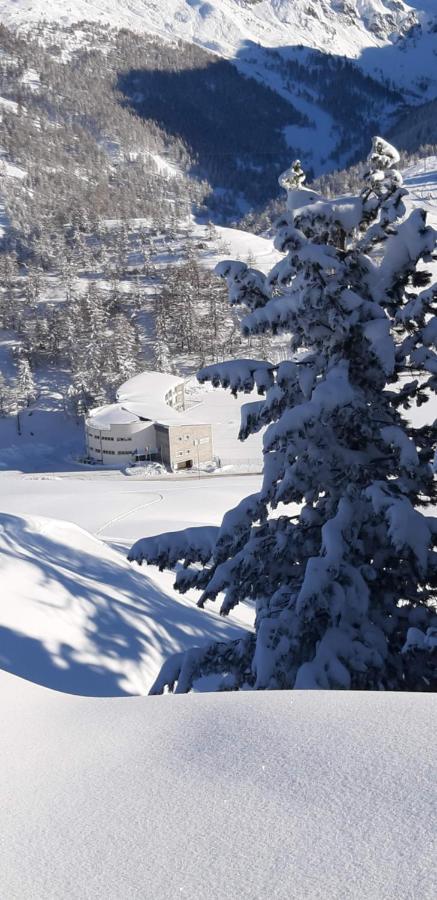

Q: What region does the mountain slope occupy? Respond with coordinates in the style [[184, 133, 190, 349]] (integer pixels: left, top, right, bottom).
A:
[[391, 97, 437, 153], [0, 0, 424, 54], [0, 1, 435, 184], [0, 0, 435, 96]]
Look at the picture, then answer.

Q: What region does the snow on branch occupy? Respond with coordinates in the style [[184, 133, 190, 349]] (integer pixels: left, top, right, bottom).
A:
[[149, 633, 255, 694], [128, 527, 218, 570], [264, 362, 355, 451], [366, 484, 432, 575], [198, 359, 275, 395], [216, 493, 265, 557], [128, 138, 437, 694], [376, 210, 437, 303], [363, 318, 395, 374], [379, 426, 419, 469], [214, 260, 270, 310]]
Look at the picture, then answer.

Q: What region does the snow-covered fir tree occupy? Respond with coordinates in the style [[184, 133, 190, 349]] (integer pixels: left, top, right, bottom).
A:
[[156, 251, 232, 364], [131, 137, 437, 693], [107, 314, 140, 386], [0, 372, 14, 417], [15, 356, 37, 409]]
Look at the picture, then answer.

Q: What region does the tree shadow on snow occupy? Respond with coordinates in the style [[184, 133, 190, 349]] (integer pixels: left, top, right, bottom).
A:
[[0, 514, 245, 696]]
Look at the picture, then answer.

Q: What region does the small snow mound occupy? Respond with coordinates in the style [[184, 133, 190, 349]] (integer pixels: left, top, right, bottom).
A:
[[125, 461, 166, 477]]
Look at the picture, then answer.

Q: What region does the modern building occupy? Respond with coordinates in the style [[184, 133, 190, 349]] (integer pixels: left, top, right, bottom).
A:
[[155, 423, 214, 470], [85, 371, 213, 470], [85, 403, 158, 466]]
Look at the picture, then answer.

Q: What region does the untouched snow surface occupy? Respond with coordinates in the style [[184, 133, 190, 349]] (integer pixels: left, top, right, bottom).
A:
[[0, 674, 435, 899]]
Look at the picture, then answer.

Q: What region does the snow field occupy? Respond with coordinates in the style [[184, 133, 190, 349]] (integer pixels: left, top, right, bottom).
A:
[[0, 675, 435, 899]]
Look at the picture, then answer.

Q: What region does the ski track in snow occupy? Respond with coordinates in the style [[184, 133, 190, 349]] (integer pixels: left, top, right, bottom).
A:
[[94, 490, 164, 537]]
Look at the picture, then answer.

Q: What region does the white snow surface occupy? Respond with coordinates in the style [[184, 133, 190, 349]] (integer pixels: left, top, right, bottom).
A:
[[0, 674, 435, 899], [85, 374, 181, 428], [117, 369, 183, 400], [404, 156, 437, 214]]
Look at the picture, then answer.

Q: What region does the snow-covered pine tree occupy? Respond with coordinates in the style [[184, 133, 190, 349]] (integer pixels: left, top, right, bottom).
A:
[[130, 138, 437, 693], [107, 313, 140, 385], [153, 335, 172, 374], [15, 356, 37, 408], [0, 372, 13, 417]]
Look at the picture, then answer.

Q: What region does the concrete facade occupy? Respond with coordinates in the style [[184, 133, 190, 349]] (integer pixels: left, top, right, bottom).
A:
[[155, 423, 213, 470], [85, 417, 157, 465]]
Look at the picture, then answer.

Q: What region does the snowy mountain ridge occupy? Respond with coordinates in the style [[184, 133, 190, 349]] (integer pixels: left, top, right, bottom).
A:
[[0, 1, 435, 83]]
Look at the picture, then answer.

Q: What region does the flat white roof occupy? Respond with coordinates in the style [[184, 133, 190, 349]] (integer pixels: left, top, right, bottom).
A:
[[86, 404, 141, 429], [122, 400, 182, 425], [87, 372, 194, 431], [117, 371, 183, 402], [114, 370, 186, 426]]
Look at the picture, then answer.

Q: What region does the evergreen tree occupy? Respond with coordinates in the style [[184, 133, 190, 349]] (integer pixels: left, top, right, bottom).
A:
[[130, 138, 437, 693], [23, 267, 42, 311], [156, 251, 235, 364], [153, 335, 172, 373], [107, 313, 140, 385], [16, 356, 37, 408], [0, 372, 13, 416]]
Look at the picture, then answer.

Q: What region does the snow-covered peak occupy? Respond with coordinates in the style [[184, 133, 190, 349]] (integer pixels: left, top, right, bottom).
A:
[[0, 1, 427, 56]]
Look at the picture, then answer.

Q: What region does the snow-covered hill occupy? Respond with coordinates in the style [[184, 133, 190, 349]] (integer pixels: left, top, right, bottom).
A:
[[0, 0, 434, 189], [0, 673, 435, 899], [0, 510, 252, 694]]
